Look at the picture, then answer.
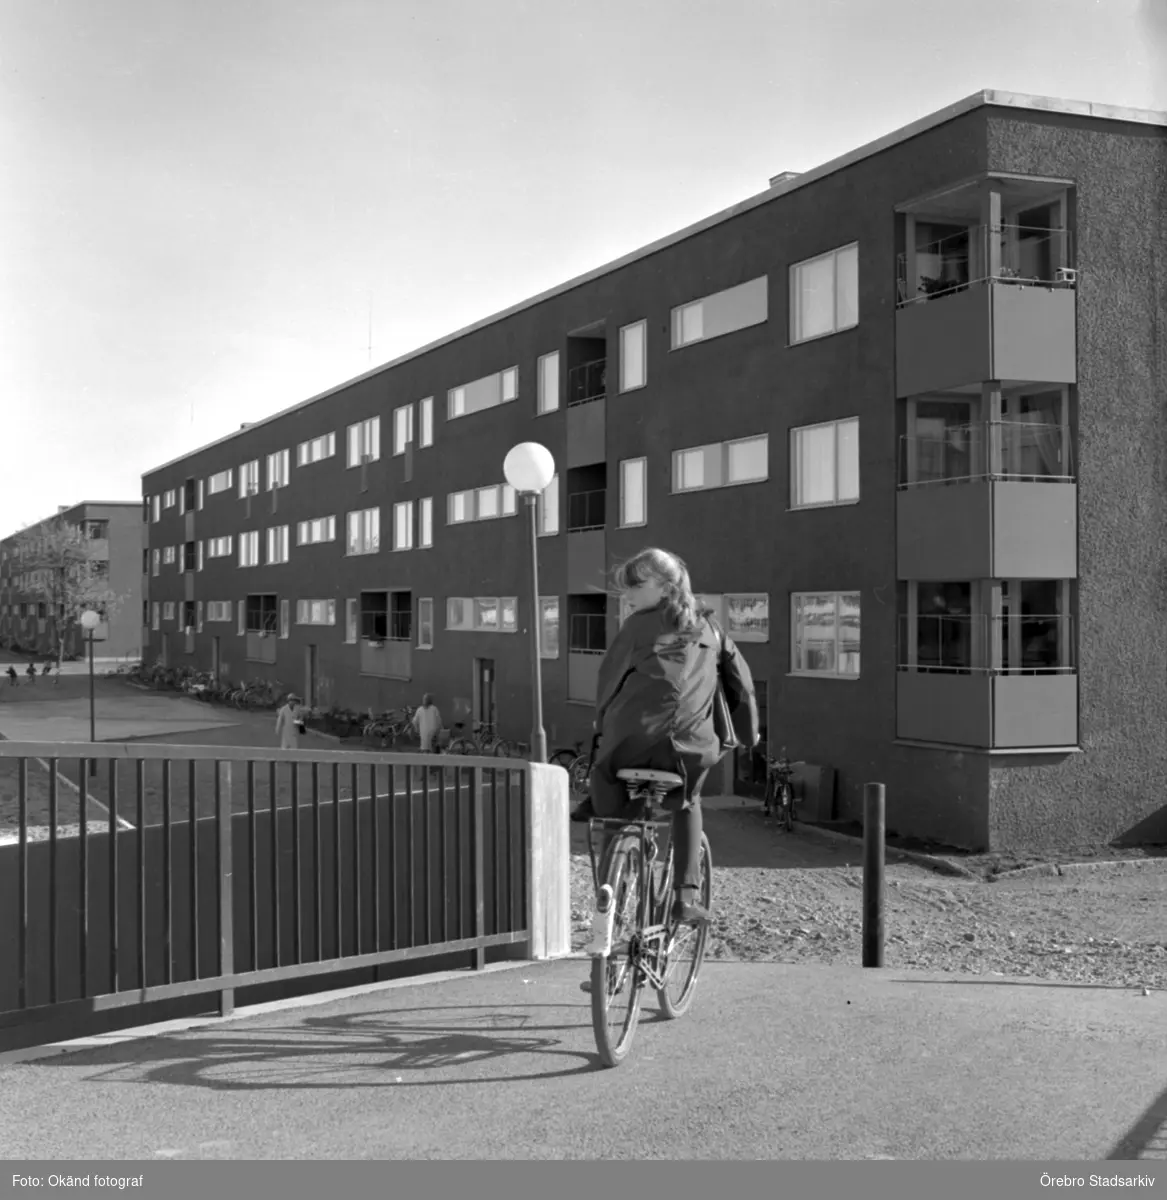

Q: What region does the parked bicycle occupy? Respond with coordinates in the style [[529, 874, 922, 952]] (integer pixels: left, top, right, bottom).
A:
[[550, 740, 585, 771], [445, 720, 513, 756], [363, 705, 418, 747], [763, 746, 796, 832], [585, 767, 712, 1068]]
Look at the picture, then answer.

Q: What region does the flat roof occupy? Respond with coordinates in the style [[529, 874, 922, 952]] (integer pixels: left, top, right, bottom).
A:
[[0, 501, 140, 542], [145, 88, 1167, 478]]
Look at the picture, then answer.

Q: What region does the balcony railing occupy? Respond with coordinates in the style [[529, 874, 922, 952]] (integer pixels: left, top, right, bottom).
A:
[[568, 612, 607, 653], [897, 612, 1075, 675], [567, 489, 606, 532], [567, 358, 607, 408], [360, 610, 412, 643], [897, 224, 1076, 306], [898, 421, 1074, 488]]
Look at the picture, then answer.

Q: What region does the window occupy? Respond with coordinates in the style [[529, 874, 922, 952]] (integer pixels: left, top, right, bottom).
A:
[[417, 598, 434, 648], [84, 520, 109, 540], [671, 276, 768, 349], [418, 396, 434, 448], [620, 458, 647, 526], [206, 601, 233, 622], [477, 485, 500, 520], [790, 243, 859, 343], [791, 418, 860, 508], [539, 597, 559, 659], [266, 449, 290, 490], [237, 601, 245, 635], [239, 530, 260, 567], [346, 507, 380, 555], [791, 592, 860, 677], [151, 602, 160, 630], [672, 435, 768, 491], [475, 597, 499, 630], [182, 541, 197, 572], [238, 460, 260, 498], [266, 525, 289, 564], [619, 321, 647, 391], [295, 599, 336, 625], [297, 432, 336, 465], [537, 352, 560, 414], [447, 366, 519, 420], [724, 593, 769, 643], [197, 479, 205, 509], [151, 550, 160, 576], [393, 404, 414, 456], [537, 475, 559, 536], [151, 496, 161, 523], [196, 540, 204, 571], [163, 601, 175, 621], [445, 597, 519, 631], [183, 600, 196, 632], [279, 598, 290, 639], [359, 591, 389, 640], [207, 535, 234, 558], [163, 545, 176, 565], [346, 417, 381, 466], [448, 484, 517, 524], [207, 468, 233, 495], [345, 598, 358, 643], [163, 489, 177, 509], [245, 593, 278, 633], [446, 598, 473, 630], [419, 497, 433, 548], [296, 516, 336, 545], [393, 501, 414, 550]]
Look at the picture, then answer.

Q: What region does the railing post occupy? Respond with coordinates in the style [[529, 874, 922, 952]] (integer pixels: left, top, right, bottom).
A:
[[217, 762, 235, 1017], [862, 782, 885, 969], [473, 766, 486, 970]]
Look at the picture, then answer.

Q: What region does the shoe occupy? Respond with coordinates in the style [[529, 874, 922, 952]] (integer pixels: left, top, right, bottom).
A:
[[570, 800, 596, 823], [670, 897, 711, 926]]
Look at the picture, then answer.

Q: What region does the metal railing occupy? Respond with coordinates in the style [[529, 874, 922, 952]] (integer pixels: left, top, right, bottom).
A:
[[898, 420, 1074, 488], [896, 224, 1075, 306], [0, 743, 530, 1038], [567, 358, 607, 407], [897, 613, 1075, 674], [567, 489, 606, 532], [568, 612, 607, 653]]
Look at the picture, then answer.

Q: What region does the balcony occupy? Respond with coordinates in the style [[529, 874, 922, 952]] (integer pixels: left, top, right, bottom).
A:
[[245, 631, 278, 664], [896, 612, 1077, 748], [897, 421, 1077, 580], [567, 358, 606, 407], [895, 225, 1076, 396], [566, 392, 605, 468], [567, 489, 605, 533], [360, 637, 411, 680]]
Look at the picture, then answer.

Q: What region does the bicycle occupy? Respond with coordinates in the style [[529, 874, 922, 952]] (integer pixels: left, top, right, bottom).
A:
[[763, 747, 796, 832], [585, 768, 713, 1068], [446, 720, 505, 756], [550, 741, 585, 771]]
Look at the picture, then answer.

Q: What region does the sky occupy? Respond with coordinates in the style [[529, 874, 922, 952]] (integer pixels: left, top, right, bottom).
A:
[[1, 0, 1164, 531]]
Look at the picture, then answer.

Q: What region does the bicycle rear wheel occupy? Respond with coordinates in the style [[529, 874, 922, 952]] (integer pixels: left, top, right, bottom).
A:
[[781, 782, 794, 832], [657, 833, 713, 1020], [591, 835, 646, 1068], [549, 748, 577, 770]]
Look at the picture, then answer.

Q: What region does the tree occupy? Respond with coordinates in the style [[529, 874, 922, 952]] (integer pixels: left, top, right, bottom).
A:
[[8, 516, 123, 676]]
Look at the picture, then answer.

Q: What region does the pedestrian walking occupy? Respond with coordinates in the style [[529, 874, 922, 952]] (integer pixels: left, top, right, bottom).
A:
[[6, 665, 16, 686], [411, 693, 444, 753], [275, 692, 305, 750], [24, 662, 36, 685]]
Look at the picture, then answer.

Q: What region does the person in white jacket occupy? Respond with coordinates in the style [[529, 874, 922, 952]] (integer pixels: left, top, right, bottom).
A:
[[276, 693, 304, 750], [412, 693, 443, 753]]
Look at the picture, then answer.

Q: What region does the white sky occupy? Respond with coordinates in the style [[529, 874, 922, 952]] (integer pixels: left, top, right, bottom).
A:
[[1, 0, 1164, 530]]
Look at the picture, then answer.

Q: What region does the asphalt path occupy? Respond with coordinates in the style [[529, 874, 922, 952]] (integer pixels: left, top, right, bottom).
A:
[[1, 958, 1164, 1160]]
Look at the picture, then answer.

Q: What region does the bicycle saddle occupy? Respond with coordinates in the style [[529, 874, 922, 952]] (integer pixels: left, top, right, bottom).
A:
[[617, 768, 683, 788]]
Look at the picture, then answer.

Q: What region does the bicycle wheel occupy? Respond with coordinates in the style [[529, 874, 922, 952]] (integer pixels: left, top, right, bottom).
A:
[[549, 747, 578, 771], [591, 835, 646, 1068], [568, 755, 591, 797], [447, 738, 475, 755], [657, 833, 713, 1020], [492, 739, 523, 759], [781, 783, 795, 832]]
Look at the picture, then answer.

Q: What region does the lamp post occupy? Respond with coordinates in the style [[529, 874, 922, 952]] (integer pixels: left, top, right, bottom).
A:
[[80, 609, 100, 776], [503, 442, 555, 764]]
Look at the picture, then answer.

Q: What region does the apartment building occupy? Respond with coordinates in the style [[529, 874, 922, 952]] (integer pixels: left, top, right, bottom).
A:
[[0, 502, 144, 661], [140, 90, 1167, 852]]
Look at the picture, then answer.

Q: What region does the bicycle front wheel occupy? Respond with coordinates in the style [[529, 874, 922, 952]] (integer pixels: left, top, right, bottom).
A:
[[591, 835, 646, 1068], [657, 833, 713, 1020]]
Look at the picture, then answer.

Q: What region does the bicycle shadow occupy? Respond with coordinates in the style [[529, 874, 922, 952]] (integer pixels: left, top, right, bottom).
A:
[[25, 1002, 669, 1090]]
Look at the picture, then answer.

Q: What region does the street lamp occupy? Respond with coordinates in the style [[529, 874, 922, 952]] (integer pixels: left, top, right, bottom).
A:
[[503, 441, 555, 764], [80, 608, 100, 776]]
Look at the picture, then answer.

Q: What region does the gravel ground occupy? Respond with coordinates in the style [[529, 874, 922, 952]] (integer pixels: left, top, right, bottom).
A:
[[569, 799, 1167, 991]]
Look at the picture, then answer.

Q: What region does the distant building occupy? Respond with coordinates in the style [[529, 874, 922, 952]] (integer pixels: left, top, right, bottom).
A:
[[0, 502, 144, 661], [140, 90, 1167, 852]]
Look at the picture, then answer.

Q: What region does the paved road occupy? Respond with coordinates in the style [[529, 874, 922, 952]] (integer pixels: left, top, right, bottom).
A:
[[1, 959, 1163, 1160]]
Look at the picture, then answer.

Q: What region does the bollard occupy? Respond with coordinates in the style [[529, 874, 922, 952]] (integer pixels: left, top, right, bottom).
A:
[[862, 782, 885, 968]]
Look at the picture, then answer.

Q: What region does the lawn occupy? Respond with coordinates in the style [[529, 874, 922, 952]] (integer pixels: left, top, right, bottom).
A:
[[0, 755, 106, 842]]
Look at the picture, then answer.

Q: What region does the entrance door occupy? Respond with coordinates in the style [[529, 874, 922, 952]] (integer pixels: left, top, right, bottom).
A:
[[211, 636, 221, 680], [474, 658, 496, 730], [305, 644, 318, 708]]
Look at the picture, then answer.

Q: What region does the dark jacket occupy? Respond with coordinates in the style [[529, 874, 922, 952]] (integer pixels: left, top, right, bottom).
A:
[[589, 602, 760, 817]]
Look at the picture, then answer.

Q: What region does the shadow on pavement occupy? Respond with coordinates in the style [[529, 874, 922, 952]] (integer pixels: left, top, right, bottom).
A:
[[889, 977, 1146, 992], [26, 1003, 669, 1087], [1107, 1083, 1167, 1159]]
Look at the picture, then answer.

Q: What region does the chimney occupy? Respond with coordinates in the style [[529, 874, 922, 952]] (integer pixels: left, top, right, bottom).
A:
[[57, 505, 68, 514], [769, 170, 801, 188]]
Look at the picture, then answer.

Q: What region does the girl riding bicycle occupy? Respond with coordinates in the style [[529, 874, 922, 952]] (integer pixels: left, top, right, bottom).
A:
[[579, 547, 760, 927]]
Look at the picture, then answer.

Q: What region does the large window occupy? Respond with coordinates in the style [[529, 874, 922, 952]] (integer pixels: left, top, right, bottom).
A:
[[296, 599, 336, 625], [245, 593, 278, 634], [539, 596, 559, 659], [297, 432, 336, 465], [619, 321, 647, 391], [393, 404, 414, 456], [701, 593, 770, 642], [791, 592, 860, 677], [445, 597, 518, 632], [239, 531, 260, 567], [417, 598, 434, 649], [418, 397, 434, 448], [447, 483, 518, 524], [537, 475, 559, 536], [266, 449, 290, 490], [206, 601, 233, 622], [671, 276, 768, 349], [266, 525, 289, 564], [238, 460, 260, 498], [419, 497, 433, 548], [790, 243, 859, 343], [538, 352, 560, 414], [206, 535, 234, 558], [346, 417, 381, 467], [207, 468, 233, 495], [296, 516, 336, 545], [346, 507, 380, 555], [620, 458, 647, 527], [791, 418, 860, 508], [673, 435, 768, 492], [448, 366, 519, 420], [393, 500, 414, 550]]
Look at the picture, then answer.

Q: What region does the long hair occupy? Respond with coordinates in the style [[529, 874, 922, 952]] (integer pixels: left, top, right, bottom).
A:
[[612, 547, 707, 634]]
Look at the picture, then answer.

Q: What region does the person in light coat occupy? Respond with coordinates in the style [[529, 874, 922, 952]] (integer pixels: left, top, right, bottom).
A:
[[412, 693, 443, 753], [276, 692, 305, 750]]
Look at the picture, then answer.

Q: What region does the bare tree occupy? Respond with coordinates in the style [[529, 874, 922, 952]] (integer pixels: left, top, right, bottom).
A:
[[8, 516, 123, 678]]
